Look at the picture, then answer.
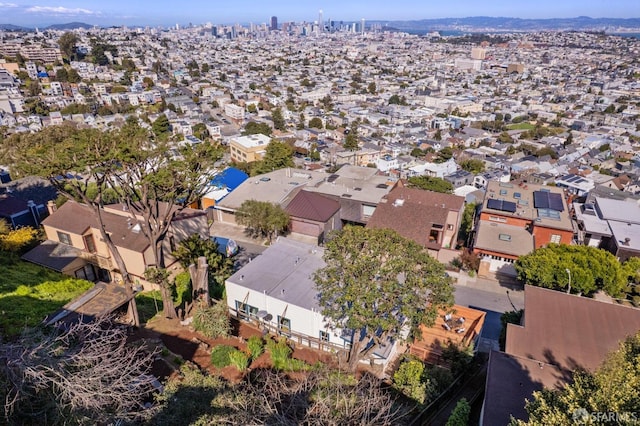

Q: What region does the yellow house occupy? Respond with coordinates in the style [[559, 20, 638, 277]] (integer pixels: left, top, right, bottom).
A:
[[27, 201, 208, 289], [229, 134, 271, 163]]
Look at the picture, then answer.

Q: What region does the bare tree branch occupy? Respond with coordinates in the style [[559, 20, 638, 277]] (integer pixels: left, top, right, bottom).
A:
[[1, 317, 159, 425]]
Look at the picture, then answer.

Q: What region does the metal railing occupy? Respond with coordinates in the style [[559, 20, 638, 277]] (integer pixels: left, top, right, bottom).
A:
[[229, 306, 347, 354]]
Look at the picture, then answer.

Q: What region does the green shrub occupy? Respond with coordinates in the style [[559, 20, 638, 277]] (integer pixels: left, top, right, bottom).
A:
[[247, 336, 264, 359], [423, 366, 454, 403], [173, 271, 192, 307], [441, 342, 474, 377], [229, 349, 249, 371], [266, 338, 292, 369], [394, 359, 427, 404], [193, 302, 231, 339], [264, 338, 309, 371], [285, 358, 309, 372], [446, 398, 471, 426], [210, 345, 235, 368]]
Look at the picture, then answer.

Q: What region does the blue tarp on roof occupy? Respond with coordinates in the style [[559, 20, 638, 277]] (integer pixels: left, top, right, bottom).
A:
[[37, 72, 49, 78], [210, 167, 248, 191]]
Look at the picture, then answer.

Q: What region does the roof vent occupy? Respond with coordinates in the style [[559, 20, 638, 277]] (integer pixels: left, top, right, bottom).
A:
[[393, 199, 405, 207], [623, 237, 631, 246], [131, 223, 141, 233]]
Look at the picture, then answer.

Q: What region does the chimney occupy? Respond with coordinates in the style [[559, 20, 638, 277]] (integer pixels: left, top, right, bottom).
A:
[[46, 200, 57, 215]]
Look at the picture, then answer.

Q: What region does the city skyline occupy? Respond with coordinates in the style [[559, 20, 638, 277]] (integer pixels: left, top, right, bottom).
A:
[[0, 0, 638, 28]]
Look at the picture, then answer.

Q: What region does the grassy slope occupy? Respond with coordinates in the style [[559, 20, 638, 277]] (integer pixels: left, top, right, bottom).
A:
[[0, 253, 93, 337]]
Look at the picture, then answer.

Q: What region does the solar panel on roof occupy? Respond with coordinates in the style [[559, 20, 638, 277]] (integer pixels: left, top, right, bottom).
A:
[[502, 201, 517, 213], [548, 193, 564, 211], [487, 199, 501, 210], [533, 191, 549, 209], [327, 174, 339, 183], [534, 191, 564, 212], [487, 199, 517, 213]]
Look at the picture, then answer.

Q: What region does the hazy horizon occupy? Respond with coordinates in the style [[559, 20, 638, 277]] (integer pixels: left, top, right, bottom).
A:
[[0, 1, 638, 28]]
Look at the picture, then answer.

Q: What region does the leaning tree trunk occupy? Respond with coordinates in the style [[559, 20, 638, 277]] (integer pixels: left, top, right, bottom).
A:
[[346, 330, 386, 372], [189, 256, 210, 307], [95, 207, 140, 327], [347, 335, 367, 372], [153, 235, 176, 319]]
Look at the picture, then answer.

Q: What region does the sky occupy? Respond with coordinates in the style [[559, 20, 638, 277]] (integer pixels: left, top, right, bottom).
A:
[[0, 0, 638, 27]]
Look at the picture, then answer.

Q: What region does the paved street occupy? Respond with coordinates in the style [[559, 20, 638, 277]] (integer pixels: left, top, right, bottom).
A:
[[453, 283, 524, 314], [451, 272, 525, 352]]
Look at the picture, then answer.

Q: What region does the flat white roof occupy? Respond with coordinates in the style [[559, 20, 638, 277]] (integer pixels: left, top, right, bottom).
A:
[[596, 197, 640, 225], [231, 133, 271, 149]]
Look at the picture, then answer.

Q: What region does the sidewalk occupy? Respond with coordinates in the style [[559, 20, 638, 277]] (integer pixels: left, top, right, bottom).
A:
[[449, 270, 524, 294]]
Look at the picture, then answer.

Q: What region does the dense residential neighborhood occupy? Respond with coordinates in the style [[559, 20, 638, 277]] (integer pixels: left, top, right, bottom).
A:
[[1, 19, 640, 425]]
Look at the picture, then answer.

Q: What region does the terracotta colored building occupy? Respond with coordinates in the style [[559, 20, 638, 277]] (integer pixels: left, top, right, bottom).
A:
[[473, 181, 573, 275]]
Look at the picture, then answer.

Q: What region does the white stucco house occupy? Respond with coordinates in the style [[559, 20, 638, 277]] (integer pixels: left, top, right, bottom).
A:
[[225, 237, 401, 366]]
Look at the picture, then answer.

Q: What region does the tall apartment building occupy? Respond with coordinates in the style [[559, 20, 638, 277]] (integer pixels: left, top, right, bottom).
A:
[[0, 43, 62, 63], [270, 16, 278, 31], [229, 134, 271, 163]]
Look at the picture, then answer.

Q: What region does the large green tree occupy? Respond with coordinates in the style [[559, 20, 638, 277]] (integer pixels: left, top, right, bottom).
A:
[[513, 331, 640, 425], [152, 114, 171, 138], [407, 176, 454, 194], [252, 140, 294, 175], [271, 107, 286, 131], [3, 121, 223, 320], [235, 200, 289, 243], [58, 31, 79, 60], [308, 117, 323, 129], [3, 123, 143, 325], [459, 159, 485, 174], [242, 121, 272, 137], [344, 132, 359, 151], [314, 226, 454, 371], [514, 244, 627, 297], [108, 124, 223, 319]]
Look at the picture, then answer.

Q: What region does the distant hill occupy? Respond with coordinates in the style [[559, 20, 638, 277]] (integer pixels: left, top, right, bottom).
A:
[[0, 24, 30, 31], [372, 16, 640, 32], [44, 22, 94, 30], [0, 22, 95, 31]]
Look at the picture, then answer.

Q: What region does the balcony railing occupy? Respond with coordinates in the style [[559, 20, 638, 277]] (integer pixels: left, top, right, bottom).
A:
[[78, 251, 114, 270], [229, 306, 347, 354]]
